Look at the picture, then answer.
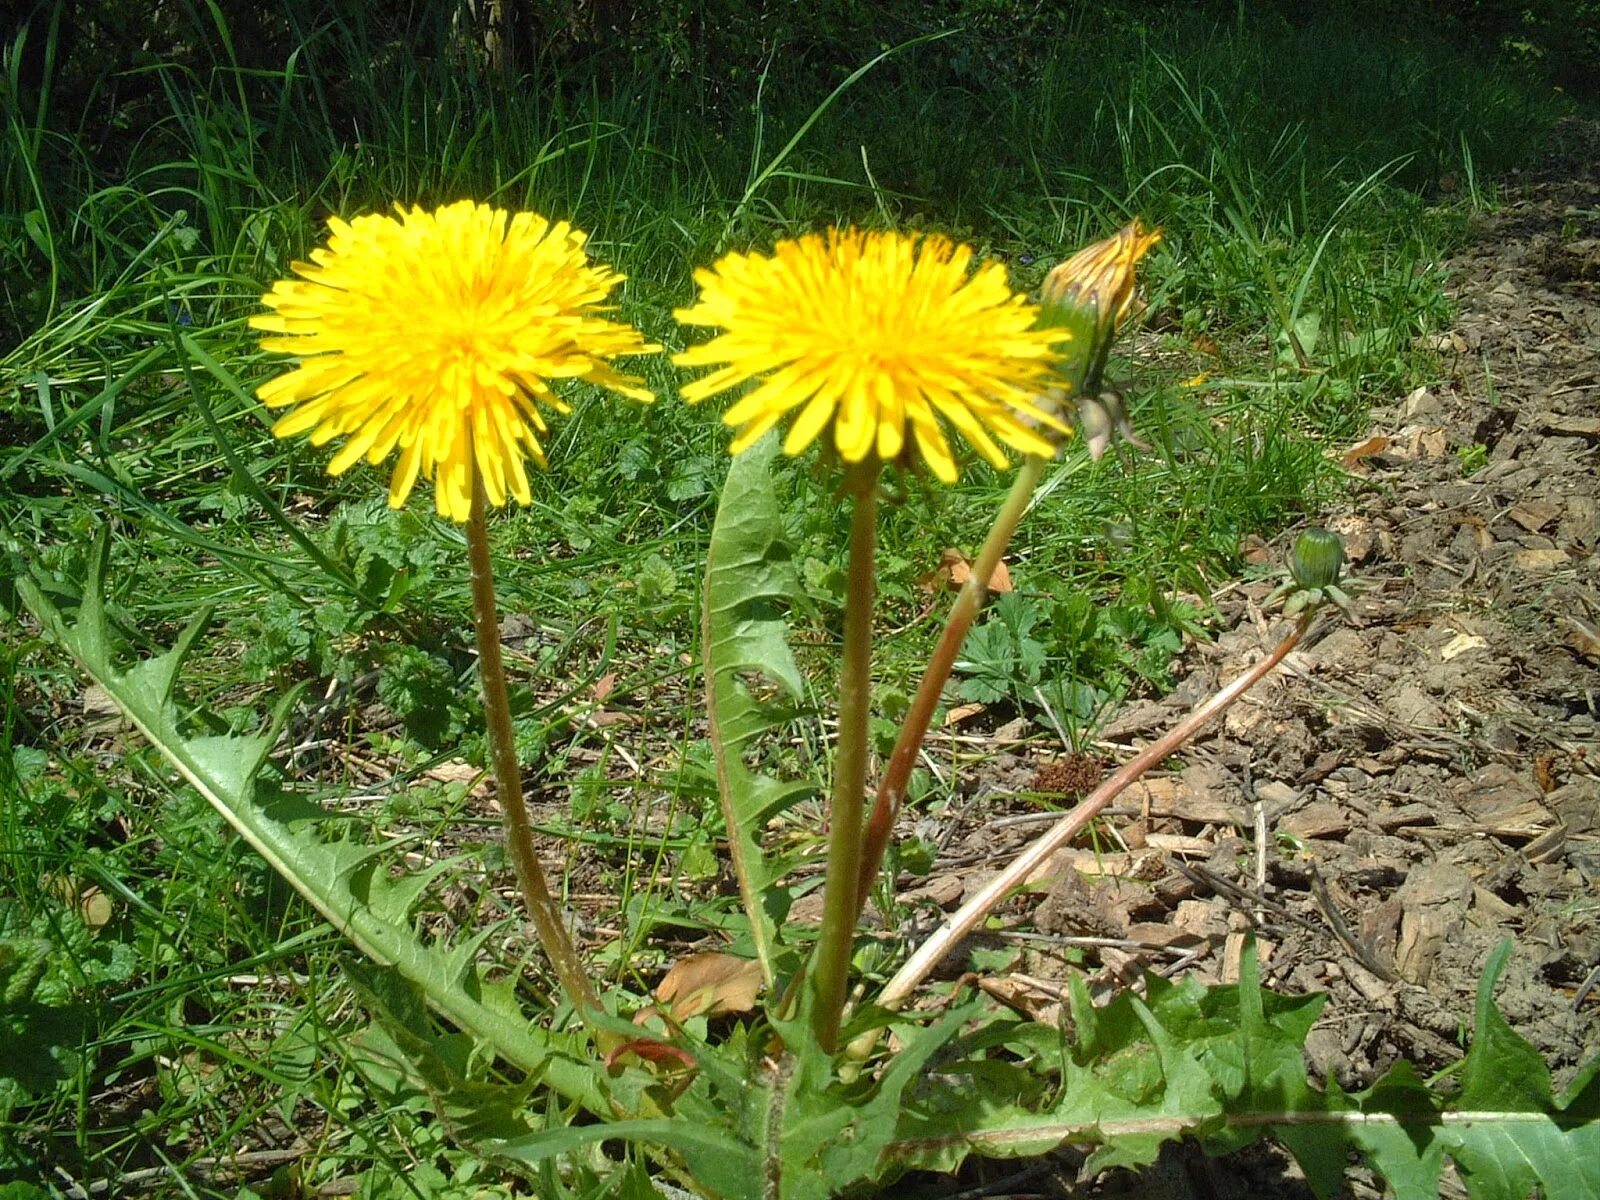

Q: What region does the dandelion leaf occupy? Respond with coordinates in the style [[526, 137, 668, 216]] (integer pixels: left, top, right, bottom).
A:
[[702, 433, 814, 980], [16, 531, 600, 1112]]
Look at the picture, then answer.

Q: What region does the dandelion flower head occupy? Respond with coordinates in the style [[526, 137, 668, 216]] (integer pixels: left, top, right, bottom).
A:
[[253, 200, 657, 522], [673, 228, 1070, 482]]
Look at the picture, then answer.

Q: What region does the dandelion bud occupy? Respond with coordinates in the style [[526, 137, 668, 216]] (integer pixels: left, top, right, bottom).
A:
[[1290, 528, 1345, 591], [1037, 220, 1161, 398]]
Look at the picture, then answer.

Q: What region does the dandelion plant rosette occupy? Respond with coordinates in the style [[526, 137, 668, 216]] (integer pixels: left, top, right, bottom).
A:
[[673, 227, 1070, 481], [253, 199, 657, 522]]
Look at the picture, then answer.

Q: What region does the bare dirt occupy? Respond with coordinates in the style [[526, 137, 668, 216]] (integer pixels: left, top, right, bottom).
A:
[[891, 134, 1600, 1197]]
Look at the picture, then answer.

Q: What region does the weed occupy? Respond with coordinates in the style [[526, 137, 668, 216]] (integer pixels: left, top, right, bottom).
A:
[[0, 2, 1581, 1192]]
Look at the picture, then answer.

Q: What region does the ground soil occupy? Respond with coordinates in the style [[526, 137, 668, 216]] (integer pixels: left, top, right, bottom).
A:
[[892, 129, 1600, 1197]]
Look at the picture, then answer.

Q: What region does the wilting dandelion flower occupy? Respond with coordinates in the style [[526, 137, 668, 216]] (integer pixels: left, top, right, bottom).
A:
[[1036, 220, 1162, 459], [253, 201, 657, 522], [1038, 219, 1162, 349], [673, 228, 1070, 482]]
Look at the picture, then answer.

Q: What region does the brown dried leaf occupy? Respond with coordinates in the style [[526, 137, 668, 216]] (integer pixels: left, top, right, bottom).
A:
[[943, 702, 986, 727], [592, 671, 618, 703], [937, 547, 1013, 593], [655, 952, 763, 1021], [1339, 435, 1391, 471]]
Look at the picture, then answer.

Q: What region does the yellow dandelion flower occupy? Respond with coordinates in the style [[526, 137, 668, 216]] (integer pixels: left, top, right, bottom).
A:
[[252, 200, 658, 523], [672, 228, 1070, 482]]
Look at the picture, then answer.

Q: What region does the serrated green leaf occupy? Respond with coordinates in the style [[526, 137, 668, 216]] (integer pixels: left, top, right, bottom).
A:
[[1459, 941, 1553, 1116], [490, 1119, 759, 1200], [1438, 939, 1600, 1200], [702, 434, 814, 984], [16, 532, 605, 1114], [879, 946, 1600, 1200]]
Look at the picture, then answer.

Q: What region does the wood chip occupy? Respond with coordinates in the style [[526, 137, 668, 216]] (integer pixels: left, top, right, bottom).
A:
[[1561, 614, 1600, 663], [1281, 802, 1349, 840], [1122, 922, 1205, 950], [900, 875, 965, 910], [1514, 547, 1571, 571], [1221, 931, 1273, 982], [1374, 802, 1436, 832], [1172, 899, 1227, 942], [1144, 833, 1215, 856], [1541, 415, 1600, 439], [1471, 885, 1521, 927], [1507, 499, 1562, 533], [1440, 632, 1490, 661], [1125, 777, 1242, 826], [1452, 763, 1554, 838], [1395, 862, 1471, 985], [944, 702, 986, 726], [1563, 495, 1599, 546], [1101, 701, 1169, 740]]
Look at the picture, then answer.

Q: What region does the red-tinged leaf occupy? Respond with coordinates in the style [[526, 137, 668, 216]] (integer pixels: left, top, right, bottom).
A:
[[603, 1038, 698, 1073]]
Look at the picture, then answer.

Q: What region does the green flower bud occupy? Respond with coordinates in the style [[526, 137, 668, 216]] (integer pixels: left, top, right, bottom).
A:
[[1290, 528, 1345, 591], [1037, 221, 1161, 399]]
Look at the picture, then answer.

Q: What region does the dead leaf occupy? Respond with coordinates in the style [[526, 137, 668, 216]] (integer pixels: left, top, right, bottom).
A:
[[655, 952, 763, 1021], [592, 672, 617, 703], [603, 1038, 698, 1076], [1339, 435, 1391, 471], [943, 702, 986, 727], [936, 547, 1012, 593], [1440, 633, 1489, 661]]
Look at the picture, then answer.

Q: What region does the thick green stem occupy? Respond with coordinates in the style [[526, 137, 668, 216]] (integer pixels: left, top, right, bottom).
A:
[[854, 455, 1046, 917], [811, 466, 880, 1052], [466, 473, 601, 1024]]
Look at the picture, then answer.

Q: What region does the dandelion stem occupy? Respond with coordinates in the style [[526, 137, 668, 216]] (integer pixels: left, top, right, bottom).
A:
[[466, 470, 601, 1025], [812, 465, 880, 1052], [854, 454, 1046, 918]]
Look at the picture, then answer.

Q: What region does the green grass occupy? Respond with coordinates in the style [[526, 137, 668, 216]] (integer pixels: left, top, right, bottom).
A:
[[0, 2, 1578, 1194]]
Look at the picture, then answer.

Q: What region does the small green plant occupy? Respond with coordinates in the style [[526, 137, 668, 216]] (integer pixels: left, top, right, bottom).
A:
[[1459, 441, 1491, 474]]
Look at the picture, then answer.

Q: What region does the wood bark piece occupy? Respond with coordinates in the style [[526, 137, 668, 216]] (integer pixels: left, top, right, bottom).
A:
[[1281, 801, 1349, 840], [1394, 861, 1472, 985], [1452, 763, 1555, 838]]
